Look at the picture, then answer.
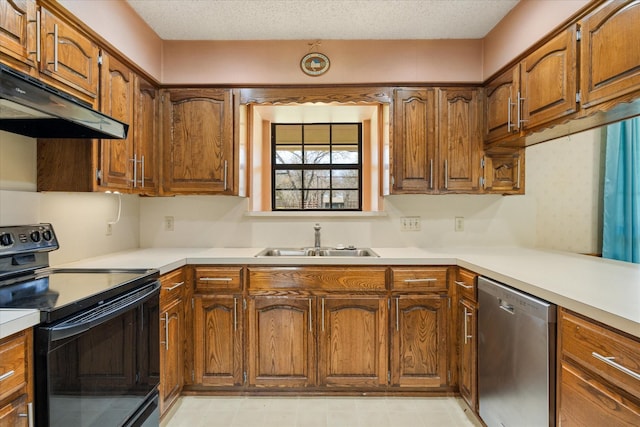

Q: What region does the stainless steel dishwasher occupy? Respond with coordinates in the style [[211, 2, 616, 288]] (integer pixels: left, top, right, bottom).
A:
[[478, 276, 557, 427]]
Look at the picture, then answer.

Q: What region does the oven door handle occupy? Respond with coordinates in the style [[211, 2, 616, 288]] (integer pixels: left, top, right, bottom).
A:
[[45, 281, 160, 342]]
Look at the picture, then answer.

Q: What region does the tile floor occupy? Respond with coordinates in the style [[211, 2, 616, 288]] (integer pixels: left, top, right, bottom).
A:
[[161, 396, 481, 427]]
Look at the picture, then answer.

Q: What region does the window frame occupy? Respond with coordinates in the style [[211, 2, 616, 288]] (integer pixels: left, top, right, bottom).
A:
[[271, 122, 363, 211]]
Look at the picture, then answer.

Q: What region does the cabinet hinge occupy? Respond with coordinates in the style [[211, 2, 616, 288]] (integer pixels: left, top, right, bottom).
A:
[[576, 29, 581, 41], [244, 371, 247, 384], [191, 297, 194, 309], [448, 370, 451, 384], [243, 298, 247, 310], [96, 169, 102, 183], [387, 371, 391, 384], [481, 156, 485, 168], [576, 91, 581, 103], [387, 298, 390, 309], [97, 54, 103, 65], [391, 175, 395, 186]]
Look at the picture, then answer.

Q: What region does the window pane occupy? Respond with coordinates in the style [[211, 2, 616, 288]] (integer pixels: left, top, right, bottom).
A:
[[332, 170, 359, 188], [274, 125, 302, 144], [332, 124, 359, 144], [275, 170, 302, 189], [332, 145, 359, 164], [275, 146, 302, 164], [304, 170, 330, 189], [304, 124, 330, 144], [274, 190, 302, 210], [330, 190, 360, 209], [304, 145, 330, 164], [302, 190, 328, 209]]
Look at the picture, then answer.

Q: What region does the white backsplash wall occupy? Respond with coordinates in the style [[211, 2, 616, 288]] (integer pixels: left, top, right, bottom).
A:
[[139, 194, 537, 249], [525, 128, 605, 254]]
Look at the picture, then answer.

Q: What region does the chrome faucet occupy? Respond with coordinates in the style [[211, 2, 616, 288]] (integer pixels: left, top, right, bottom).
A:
[[314, 223, 322, 249]]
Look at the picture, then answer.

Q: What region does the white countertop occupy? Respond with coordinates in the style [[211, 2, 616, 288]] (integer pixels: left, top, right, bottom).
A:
[[51, 246, 640, 339], [0, 309, 40, 340]]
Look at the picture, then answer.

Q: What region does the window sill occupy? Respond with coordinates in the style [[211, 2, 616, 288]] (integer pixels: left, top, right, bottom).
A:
[[244, 211, 388, 218]]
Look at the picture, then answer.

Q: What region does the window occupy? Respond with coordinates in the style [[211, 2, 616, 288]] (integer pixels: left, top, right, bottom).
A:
[[272, 123, 362, 211]]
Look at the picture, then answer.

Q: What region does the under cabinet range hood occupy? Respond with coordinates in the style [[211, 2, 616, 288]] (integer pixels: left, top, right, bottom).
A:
[[0, 64, 128, 139]]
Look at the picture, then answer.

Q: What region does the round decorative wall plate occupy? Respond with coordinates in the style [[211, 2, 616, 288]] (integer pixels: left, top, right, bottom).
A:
[[300, 52, 330, 76]]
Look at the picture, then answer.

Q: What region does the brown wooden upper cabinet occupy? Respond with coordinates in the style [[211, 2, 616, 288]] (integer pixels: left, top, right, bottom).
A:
[[39, 6, 100, 106], [161, 88, 234, 195], [579, 0, 640, 110], [482, 149, 525, 194], [132, 75, 160, 195], [392, 87, 483, 194], [484, 25, 578, 147], [0, 0, 37, 71]]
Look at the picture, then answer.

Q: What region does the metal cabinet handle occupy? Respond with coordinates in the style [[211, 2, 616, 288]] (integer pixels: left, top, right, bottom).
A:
[[395, 298, 399, 332], [0, 370, 15, 382], [464, 307, 473, 344], [592, 352, 640, 381], [53, 23, 58, 71], [404, 278, 437, 283], [130, 154, 138, 187], [515, 158, 521, 190], [160, 312, 169, 350], [163, 281, 184, 291], [455, 280, 473, 289], [429, 158, 434, 190], [517, 91, 527, 129], [321, 298, 325, 332], [223, 160, 228, 191], [233, 297, 238, 332], [140, 155, 145, 188], [200, 277, 233, 282], [308, 298, 312, 332], [507, 96, 513, 132], [444, 160, 448, 190], [18, 402, 34, 427], [35, 11, 41, 62]]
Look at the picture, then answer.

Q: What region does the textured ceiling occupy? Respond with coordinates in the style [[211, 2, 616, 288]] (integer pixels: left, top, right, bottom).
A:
[[126, 0, 520, 40]]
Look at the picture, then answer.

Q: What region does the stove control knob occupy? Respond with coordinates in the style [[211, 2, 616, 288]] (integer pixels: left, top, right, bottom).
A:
[[0, 233, 13, 246], [42, 230, 53, 241], [30, 231, 41, 242]]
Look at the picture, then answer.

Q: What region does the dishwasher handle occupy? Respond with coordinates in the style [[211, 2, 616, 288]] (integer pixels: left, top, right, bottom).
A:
[[498, 299, 515, 315]]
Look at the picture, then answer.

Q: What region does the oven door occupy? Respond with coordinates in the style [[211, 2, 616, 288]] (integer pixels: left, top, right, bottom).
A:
[[34, 281, 160, 427]]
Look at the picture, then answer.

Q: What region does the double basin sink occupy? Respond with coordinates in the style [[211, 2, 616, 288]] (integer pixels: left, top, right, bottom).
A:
[[255, 247, 379, 257]]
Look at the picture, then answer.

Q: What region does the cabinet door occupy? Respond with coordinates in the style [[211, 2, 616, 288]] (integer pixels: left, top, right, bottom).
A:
[[392, 88, 437, 193], [318, 296, 388, 387], [133, 75, 159, 195], [580, 0, 640, 109], [99, 53, 135, 191], [438, 88, 482, 192], [483, 149, 524, 194], [390, 296, 448, 388], [520, 26, 578, 129], [458, 298, 477, 411], [484, 65, 520, 144], [558, 362, 640, 426], [193, 295, 243, 387], [159, 298, 183, 414], [161, 88, 233, 194], [0, 0, 37, 70], [247, 296, 315, 388], [0, 394, 29, 426], [39, 7, 99, 103]]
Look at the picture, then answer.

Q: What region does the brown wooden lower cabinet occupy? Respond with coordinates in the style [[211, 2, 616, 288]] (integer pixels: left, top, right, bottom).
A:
[[193, 295, 244, 386], [390, 295, 448, 388], [0, 330, 33, 427], [319, 296, 388, 388], [457, 298, 477, 409], [247, 296, 316, 388], [558, 309, 640, 426]]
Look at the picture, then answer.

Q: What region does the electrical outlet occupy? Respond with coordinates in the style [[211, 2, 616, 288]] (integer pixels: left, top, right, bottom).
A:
[[164, 216, 174, 231], [455, 216, 464, 232], [400, 216, 421, 231], [106, 223, 113, 236]]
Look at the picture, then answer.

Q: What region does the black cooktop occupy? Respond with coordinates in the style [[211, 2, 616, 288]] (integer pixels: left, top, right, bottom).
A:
[[0, 268, 159, 323]]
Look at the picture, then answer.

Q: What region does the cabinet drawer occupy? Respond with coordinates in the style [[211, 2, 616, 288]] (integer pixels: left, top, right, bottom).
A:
[[390, 267, 448, 292], [455, 268, 477, 302], [561, 310, 640, 398], [0, 332, 28, 402], [160, 268, 185, 303], [195, 266, 243, 292], [248, 267, 386, 291]]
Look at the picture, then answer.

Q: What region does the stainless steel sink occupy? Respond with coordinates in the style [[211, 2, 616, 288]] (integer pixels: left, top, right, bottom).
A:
[[254, 247, 378, 257]]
